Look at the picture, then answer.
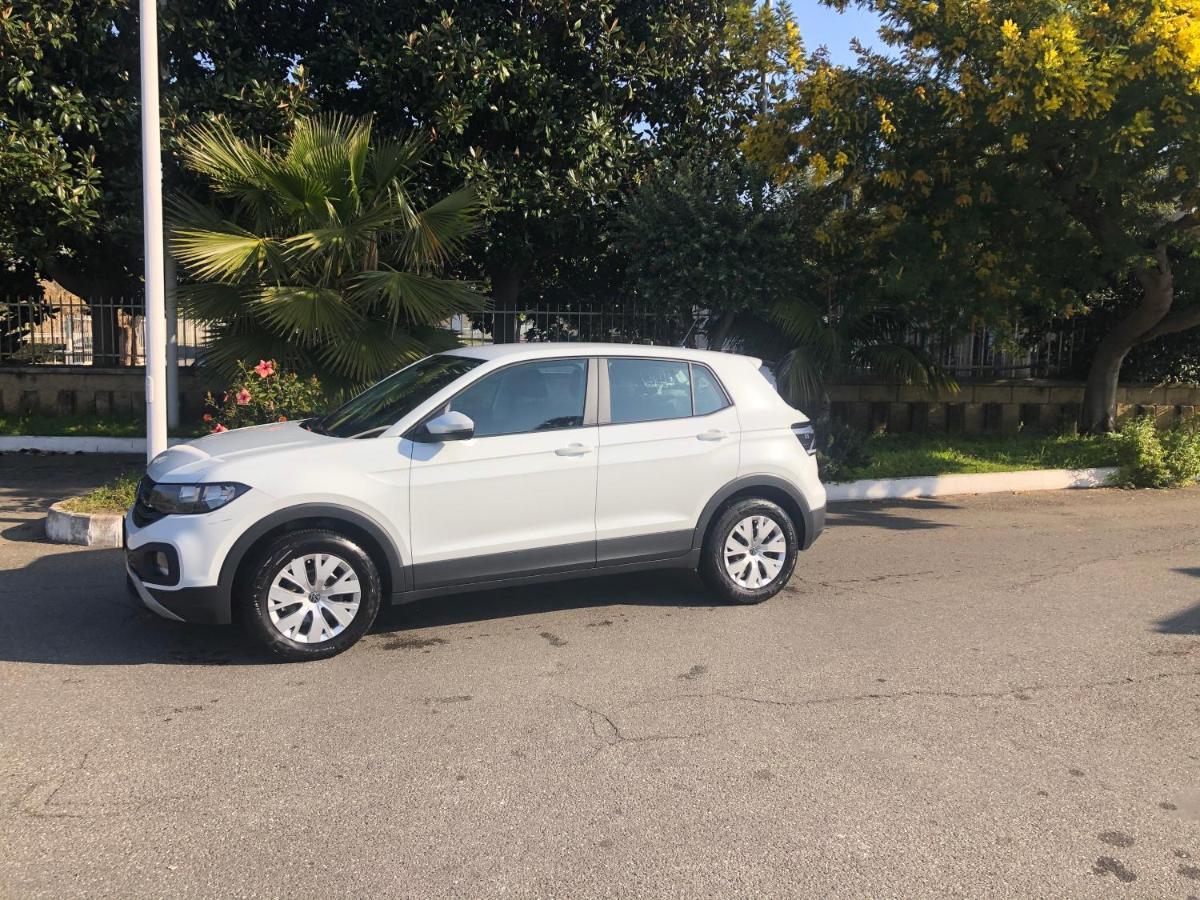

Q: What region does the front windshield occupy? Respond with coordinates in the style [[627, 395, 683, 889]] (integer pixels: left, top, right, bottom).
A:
[[314, 355, 483, 438]]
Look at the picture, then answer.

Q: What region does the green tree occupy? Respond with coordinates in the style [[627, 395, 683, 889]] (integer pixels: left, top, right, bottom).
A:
[[0, 0, 312, 294], [615, 157, 811, 348], [301, 0, 744, 315], [795, 0, 1200, 431], [170, 115, 482, 387]]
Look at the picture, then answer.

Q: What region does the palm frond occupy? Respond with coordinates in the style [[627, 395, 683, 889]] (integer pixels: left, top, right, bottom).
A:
[[171, 226, 288, 283], [854, 342, 958, 394], [394, 186, 481, 269], [772, 298, 828, 344], [177, 282, 255, 321], [316, 325, 433, 388], [351, 269, 486, 326], [252, 286, 361, 345]]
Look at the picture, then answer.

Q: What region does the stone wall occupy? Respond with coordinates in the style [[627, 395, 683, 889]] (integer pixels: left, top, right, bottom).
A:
[[0, 366, 216, 420], [828, 380, 1200, 434], [4, 367, 1199, 435]]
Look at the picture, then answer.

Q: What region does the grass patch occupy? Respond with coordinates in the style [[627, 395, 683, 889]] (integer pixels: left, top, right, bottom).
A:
[[0, 414, 205, 438], [59, 472, 140, 514], [835, 432, 1121, 481]]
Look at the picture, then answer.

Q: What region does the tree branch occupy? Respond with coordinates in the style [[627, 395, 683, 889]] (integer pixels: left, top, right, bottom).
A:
[[1140, 304, 1200, 342], [1155, 209, 1200, 240]]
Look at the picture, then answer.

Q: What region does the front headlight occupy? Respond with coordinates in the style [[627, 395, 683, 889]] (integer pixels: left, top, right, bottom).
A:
[[146, 482, 249, 515]]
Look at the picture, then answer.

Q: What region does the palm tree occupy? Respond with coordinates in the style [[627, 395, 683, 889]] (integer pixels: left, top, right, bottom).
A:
[[772, 295, 957, 413], [170, 115, 483, 389]]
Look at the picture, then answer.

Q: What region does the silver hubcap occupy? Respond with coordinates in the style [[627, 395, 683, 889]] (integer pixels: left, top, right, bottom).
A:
[[723, 515, 787, 589], [267, 553, 361, 644]]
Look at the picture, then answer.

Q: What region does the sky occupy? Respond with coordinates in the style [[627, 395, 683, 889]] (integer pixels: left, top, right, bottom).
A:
[[786, 0, 884, 66]]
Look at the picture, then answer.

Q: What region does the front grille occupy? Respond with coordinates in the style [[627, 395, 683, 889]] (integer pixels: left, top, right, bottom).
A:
[[132, 476, 165, 527]]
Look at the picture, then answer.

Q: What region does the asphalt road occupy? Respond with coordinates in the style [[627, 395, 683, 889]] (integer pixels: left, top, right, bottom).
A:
[[2, 453, 1199, 898]]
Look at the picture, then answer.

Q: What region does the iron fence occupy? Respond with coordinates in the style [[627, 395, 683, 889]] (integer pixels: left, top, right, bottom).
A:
[[0, 295, 210, 366], [2, 292, 1080, 380], [449, 302, 695, 347]]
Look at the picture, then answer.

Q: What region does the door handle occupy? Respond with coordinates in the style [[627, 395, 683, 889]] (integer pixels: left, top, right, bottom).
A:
[[555, 443, 593, 457], [697, 429, 727, 442]]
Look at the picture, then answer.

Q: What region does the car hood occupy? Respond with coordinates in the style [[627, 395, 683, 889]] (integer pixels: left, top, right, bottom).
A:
[[148, 420, 333, 482]]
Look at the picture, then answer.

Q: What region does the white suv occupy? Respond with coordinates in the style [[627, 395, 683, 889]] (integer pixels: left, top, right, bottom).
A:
[[125, 344, 826, 660]]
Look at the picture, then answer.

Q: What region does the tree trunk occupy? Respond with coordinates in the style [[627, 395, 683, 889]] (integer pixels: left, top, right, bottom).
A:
[[489, 266, 522, 343], [1079, 245, 1174, 433], [1080, 340, 1130, 434]]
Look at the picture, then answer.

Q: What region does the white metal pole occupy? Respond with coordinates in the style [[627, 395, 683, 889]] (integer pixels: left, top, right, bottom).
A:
[[139, 0, 168, 462], [164, 252, 180, 428]]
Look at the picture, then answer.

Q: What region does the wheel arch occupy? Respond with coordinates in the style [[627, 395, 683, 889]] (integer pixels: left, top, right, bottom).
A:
[[219, 504, 408, 613], [692, 475, 817, 553]]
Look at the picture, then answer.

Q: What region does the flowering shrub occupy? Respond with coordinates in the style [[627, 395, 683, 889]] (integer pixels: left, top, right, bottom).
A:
[[203, 360, 325, 433]]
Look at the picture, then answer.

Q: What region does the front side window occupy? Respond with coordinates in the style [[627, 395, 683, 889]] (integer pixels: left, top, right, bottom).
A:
[[447, 358, 588, 437], [314, 355, 483, 438], [607, 358, 693, 424]]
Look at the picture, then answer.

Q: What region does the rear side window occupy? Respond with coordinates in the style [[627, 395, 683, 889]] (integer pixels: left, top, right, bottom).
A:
[[691, 363, 731, 415], [607, 358, 691, 424], [448, 358, 588, 437]]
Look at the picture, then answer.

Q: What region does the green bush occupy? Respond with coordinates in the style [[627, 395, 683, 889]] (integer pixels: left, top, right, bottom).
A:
[[60, 472, 140, 513], [204, 360, 325, 433], [1115, 415, 1200, 488], [815, 421, 872, 482]]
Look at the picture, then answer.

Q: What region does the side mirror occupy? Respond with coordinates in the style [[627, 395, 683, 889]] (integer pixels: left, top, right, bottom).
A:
[[418, 410, 475, 442]]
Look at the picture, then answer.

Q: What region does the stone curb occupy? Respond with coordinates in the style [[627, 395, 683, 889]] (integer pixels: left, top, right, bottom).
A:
[[45, 501, 124, 548], [826, 467, 1117, 503]]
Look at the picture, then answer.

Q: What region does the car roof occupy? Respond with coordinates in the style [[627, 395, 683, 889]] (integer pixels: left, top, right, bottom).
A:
[[441, 342, 759, 367]]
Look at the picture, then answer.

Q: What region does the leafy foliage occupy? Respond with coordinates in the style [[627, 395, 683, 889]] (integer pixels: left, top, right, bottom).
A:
[[171, 115, 483, 387], [0, 0, 312, 294], [60, 472, 140, 514], [203, 359, 325, 433], [614, 157, 809, 346], [1115, 415, 1200, 488], [301, 0, 744, 304], [792, 0, 1200, 429]]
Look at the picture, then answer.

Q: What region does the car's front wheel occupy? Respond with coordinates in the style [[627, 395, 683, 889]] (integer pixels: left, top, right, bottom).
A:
[[239, 529, 382, 661], [700, 498, 798, 605]]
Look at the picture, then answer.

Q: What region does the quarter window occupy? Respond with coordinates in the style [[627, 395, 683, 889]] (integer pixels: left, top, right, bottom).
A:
[[691, 364, 731, 415], [447, 358, 588, 437]]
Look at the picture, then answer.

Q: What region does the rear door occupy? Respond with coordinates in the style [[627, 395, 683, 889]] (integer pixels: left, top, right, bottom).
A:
[[594, 357, 739, 564], [406, 357, 599, 588]]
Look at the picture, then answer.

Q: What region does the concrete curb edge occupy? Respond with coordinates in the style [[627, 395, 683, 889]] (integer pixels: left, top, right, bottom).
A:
[[825, 467, 1117, 503], [45, 500, 124, 547]]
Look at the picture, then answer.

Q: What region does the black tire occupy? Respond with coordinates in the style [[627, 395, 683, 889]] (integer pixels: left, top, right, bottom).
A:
[[700, 498, 799, 605], [237, 528, 382, 661]]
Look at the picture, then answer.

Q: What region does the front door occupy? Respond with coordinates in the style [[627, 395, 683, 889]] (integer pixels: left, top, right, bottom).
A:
[[407, 357, 598, 588]]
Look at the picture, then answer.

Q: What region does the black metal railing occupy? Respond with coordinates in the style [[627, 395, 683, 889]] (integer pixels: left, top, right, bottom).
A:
[[450, 302, 695, 347], [2, 292, 1079, 379], [0, 295, 210, 366]]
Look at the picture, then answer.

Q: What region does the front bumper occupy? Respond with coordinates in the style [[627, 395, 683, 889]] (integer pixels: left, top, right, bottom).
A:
[[126, 564, 230, 624]]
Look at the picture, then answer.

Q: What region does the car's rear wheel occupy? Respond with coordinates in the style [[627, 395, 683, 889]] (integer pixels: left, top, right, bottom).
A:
[[238, 529, 381, 661], [700, 498, 798, 605]]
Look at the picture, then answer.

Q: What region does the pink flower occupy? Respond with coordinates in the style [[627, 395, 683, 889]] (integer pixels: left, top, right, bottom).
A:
[[254, 359, 275, 378], [202, 413, 213, 423], [211, 423, 228, 434], [235, 388, 252, 406]]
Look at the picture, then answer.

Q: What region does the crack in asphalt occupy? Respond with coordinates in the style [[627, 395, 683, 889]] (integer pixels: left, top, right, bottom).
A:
[[565, 698, 710, 751], [614, 667, 1200, 716]]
